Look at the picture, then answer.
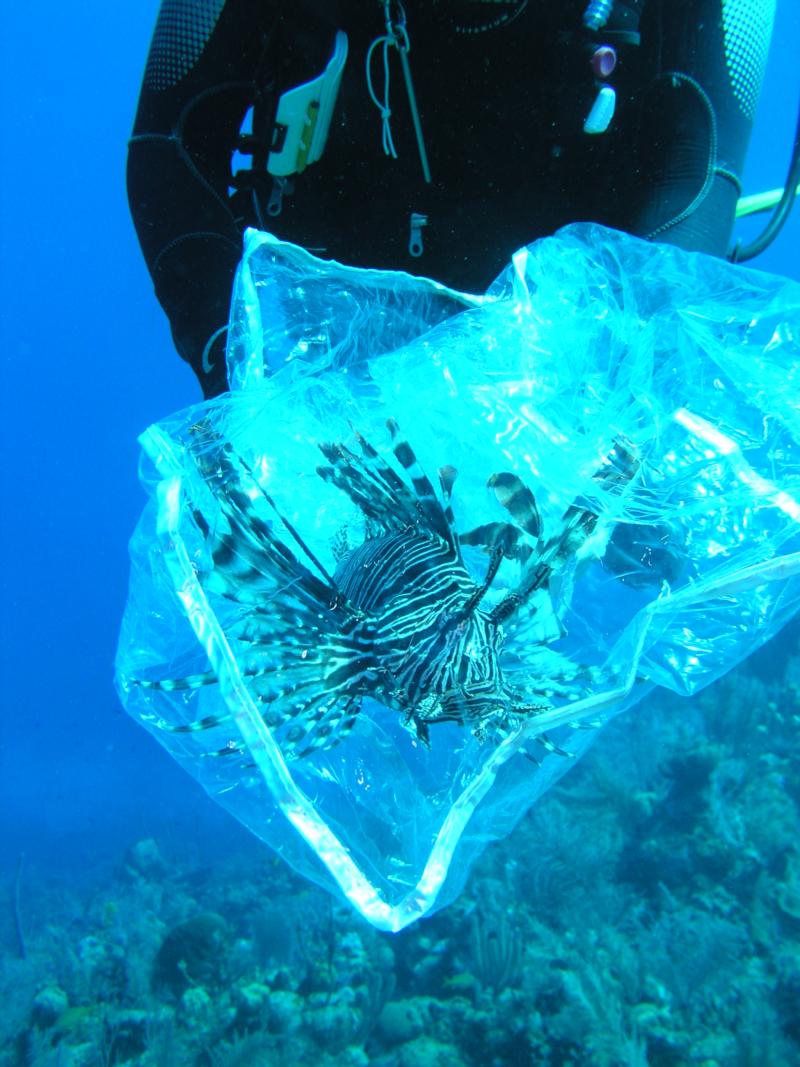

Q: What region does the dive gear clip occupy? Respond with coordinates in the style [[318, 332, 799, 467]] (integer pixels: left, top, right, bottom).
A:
[[267, 31, 349, 178]]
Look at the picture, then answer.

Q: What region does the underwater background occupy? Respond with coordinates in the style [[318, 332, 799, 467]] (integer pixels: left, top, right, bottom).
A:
[[1, 2, 799, 1064]]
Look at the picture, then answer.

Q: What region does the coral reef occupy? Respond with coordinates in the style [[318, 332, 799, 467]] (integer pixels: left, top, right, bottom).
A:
[[1, 623, 798, 1066]]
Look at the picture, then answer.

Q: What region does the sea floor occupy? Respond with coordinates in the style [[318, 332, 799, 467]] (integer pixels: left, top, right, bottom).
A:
[[2, 634, 799, 1067]]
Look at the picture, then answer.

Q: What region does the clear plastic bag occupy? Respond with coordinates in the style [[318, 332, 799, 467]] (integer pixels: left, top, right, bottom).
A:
[[116, 224, 800, 930]]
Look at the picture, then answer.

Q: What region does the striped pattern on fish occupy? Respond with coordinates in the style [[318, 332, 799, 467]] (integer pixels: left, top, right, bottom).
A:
[[132, 419, 637, 759]]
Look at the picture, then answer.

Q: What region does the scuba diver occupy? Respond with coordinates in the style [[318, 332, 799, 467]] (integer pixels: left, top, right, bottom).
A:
[[128, 0, 785, 400]]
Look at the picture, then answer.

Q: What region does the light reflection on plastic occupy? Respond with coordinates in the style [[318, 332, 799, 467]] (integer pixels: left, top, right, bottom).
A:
[[494, 415, 523, 446], [518, 406, 569, 447], [674, 408, 800, 523], [157, 477, 182, 538], [254, 454, 271, 482]]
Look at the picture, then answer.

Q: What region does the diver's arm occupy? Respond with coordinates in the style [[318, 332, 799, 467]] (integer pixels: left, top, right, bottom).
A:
[[127, 0, 284, 399], [128, 0, 347, 398], [628, 0, 774, 256]]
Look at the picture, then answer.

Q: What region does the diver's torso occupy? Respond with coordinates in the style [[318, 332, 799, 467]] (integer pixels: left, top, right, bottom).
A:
[[259, 0, 678, 289]]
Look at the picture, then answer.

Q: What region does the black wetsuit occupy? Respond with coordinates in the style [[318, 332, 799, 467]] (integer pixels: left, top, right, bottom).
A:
[[128, 0, 772, 398]]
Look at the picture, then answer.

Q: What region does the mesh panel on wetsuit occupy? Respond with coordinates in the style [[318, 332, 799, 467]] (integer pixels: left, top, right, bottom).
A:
[[144, 0, 226, 91], [721, 0, 775, 120]]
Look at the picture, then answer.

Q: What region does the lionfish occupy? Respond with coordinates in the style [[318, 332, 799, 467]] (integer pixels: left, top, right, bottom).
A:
[[134, 419, 637, 760]]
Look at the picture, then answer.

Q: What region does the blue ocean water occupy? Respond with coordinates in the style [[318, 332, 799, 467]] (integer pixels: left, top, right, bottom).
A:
[[1, 3, 799, 1064]]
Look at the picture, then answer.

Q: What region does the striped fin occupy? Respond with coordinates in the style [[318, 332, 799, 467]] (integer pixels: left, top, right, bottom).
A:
[[536, 732, 575, 758], [490, 559, 552, 625], [349, 427, 416, 505], [130, 433, 382, 759], [438, 464, 459, 537], [460, 522, 530, 561], [204, 503, 332, 613], [214, 443, 334, 577], [190, 425, 337, 586], [195, 434, 335, 580], [135, 672, 218, 693], [548, 436, 640, 561], [596, 437, 639, 490], [459, 471, 540, 561], [438, 464, 458, 500], [286, 696, 362, 758], [387, 419, 456, 549], [487, 472, 542, 539], [131, 621, 372, 760], [189, 442, 340, 616], [317, 441, 421, 532], [520, 735, 574, 764], [489, 439, 639, 625], [317, 421, 458, 552]]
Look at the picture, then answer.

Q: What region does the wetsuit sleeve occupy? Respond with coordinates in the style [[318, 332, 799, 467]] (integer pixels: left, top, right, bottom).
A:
[[127, 0, 280, 399], [628, 0, 775, 256]]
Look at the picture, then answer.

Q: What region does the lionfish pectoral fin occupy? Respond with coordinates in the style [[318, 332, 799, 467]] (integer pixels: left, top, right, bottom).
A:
[[242, 616, 380, 757], [290, 696, 363, 759], [209, 451, 335, 588], [200, 741, 248, 760], [139, 697, 249, 763], [132, 671, 218, 692], [460, 522, 529, 560], [536, 732, 575, 758], [129, 608, 366, 748], [488, 472, 542, 539], [138, 705, 233, 738], [461, 470, 543, 564]]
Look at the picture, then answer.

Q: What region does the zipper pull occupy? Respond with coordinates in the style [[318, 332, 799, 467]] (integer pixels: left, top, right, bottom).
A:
[[408, 212, 428, 257], [267, 177, 294, 217]]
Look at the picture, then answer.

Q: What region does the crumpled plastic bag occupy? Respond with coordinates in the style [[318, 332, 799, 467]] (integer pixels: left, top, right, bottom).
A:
[[116, 223, 800, 930]]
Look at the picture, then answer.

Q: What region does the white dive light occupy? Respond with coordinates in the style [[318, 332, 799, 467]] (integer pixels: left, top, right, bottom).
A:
[[268, 31, 349, 178]]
